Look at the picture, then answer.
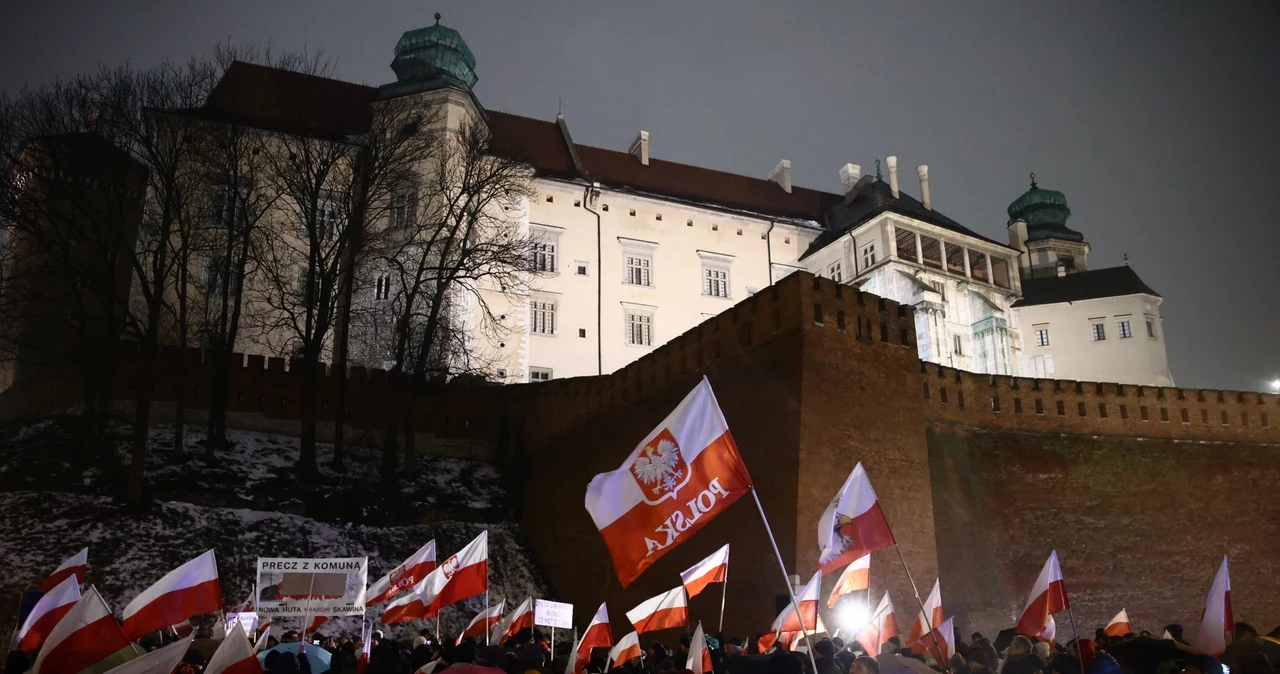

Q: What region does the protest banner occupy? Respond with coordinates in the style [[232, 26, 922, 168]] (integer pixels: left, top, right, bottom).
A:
[[536, 599, 573, 650], [255, 558, 368, 617]]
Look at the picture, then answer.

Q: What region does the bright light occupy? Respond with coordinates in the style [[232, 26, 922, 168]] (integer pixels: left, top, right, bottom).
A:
[[1271, 379, 1280, 393], [839, 601, 872, 634]]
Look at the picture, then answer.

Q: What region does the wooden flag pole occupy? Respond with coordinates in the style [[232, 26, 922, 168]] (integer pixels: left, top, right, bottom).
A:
[[749, 487, 819, 674], [892, 544, 948, 674], [718, 563, 728, 635]]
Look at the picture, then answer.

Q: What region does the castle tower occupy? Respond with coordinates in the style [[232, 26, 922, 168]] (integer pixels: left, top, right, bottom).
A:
[[1006, 174, 1090, 279], [378, 13, 484, 131]]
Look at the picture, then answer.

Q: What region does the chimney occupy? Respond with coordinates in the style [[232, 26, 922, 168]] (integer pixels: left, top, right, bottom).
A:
[[629, 130, 649, 166], [769, 159, 792, 193], [839, 163, 862, 194], [886, 156, 900, 198], [917, 164, 931, 210]]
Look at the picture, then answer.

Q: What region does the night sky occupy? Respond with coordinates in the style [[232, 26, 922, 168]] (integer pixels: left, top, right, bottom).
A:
[[4, 1, 1278, 391]]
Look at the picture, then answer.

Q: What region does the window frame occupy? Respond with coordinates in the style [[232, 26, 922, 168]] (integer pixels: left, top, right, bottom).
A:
[[698, 250, 735, 300], [623, 307, 654, 346], [530, 224, 563, 275], [529, 366, 553, 382], [529, 297, 557, 336], [1091, 322, 1107, 341], [861, 242, 877, 269], [620, 237, 659, 288], [1034, 328, 1050, 347], [1118, 319, 1133, 339]]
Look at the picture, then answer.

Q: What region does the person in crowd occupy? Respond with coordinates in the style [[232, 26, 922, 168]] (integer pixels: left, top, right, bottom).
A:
[[1085, 649, 1120, 674], [851, 655, 880, 674], [967, 645, 994, 674], [1182, 655, 1224, 674], [1236, 623, 1260, 641], [769, 652, 805, 674], [1001, 636, 1043, 674], [273, 651, 302, 674], [1239, 653, 1276, 674], [175, 647, 206, 674], [410, 636, 434, 670], [725, 638, 745, 657], [327, 639, 360, 674], [1033, 642, 1051, 664], [814, 638, 842, 674]]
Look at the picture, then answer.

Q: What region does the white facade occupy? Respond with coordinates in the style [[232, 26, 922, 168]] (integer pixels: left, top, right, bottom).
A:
[[1015, 293, 1172, 386]]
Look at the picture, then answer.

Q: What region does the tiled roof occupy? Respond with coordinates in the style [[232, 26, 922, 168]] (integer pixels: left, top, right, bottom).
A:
[[204, 62, 377, 139], [1013, 266, 1161, 307]]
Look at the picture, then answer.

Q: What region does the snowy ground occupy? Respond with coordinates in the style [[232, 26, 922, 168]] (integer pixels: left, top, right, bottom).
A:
[[0, 416, 546, 639]]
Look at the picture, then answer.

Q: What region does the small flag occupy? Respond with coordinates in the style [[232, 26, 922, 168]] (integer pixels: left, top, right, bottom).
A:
[[1014, 551, 1069, 637], [368, 540, 437, 605], [38, 547, 88, 592], [204, 622, 264, 674], [686, 622, 712, 674], [16, 575, 81, 652], [1193, 555, 1232, 656], [1104, 609, 1132, 638], [817, 463, 896, 574], [626, 587, 688, 634], [827, 554, 871, 608], [99, 634, 194, 674], [609, 632, 642, 668], [458, 601, 504, 645], [771, 571, 821, 634], [680, 544, 730, 599], [383, 531, 488, 623], [31, 586, 137, 674], [919, 616, 955, 665], [567, 602, 613, 674], [121, 549, 221, 640], [905, 579, 943, 648], [855, 591, 900, 657], [492, 597, 534, 644]]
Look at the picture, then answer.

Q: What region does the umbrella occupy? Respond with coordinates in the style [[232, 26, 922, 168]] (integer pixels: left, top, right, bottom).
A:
[[1105, 635, 1201, 674], [1221, 636, 1280, 672], [876, 653, 937, 674], [994, 629, 1020, 653], [258, 642, 333, 673]]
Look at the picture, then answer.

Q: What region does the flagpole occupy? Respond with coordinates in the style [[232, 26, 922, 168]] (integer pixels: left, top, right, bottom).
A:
[[718, 563, 728, 635], [892, 544, 948, 674], [301, 572, 317, 643], [749, 487, 819, 674]]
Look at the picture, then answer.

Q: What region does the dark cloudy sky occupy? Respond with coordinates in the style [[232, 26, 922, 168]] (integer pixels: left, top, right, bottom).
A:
[[5, 1, 1278, 391]]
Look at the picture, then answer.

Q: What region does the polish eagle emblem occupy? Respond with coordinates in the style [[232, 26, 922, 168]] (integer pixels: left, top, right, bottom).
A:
[[440, 554, 461, 581], [629, 429, 690, 505]]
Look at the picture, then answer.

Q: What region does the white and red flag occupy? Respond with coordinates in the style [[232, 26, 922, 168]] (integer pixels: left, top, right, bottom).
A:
[[827, 554, 871, 608], [687, 622, 713, 674], [855, 591, 900, 657], [609, 632, 643, 667], [918, 617, 956, 665], [1104, 609, 1132, 638], [493, 597, 535, 643], [382, 531, 488, 623], [817, 463, 896, 575], [100, 634, 194, 674], [254, 621, 272, 654], [38, 547, 88, 592], [31, 586, 137, 674], [585, 378, 754, 586], [626, 586, 689, 634], [368, 540, 437, 605], [568, 602, 613, 674], [357, 620, 372, 674], [681, 544, 730, 599], [905, 579, 943, 647], [458, 601, 504, 645], [1014, 551, 1069, 637], [773, 571, 821, 634], [16, 574, 81, 652], [1193, 555, 1233, 656], [204, 622, 264, 674], [1038, 616, 1057, 645], [305, 615, 328, 635], [121, 549, 221, 640]]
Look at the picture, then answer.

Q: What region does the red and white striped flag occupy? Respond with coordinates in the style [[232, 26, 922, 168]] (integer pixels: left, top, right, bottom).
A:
[[919, 616, 955, 665], [626, 587, 688, 634], [31, 586, 137, 674], [687, 622, 712, 674], [609, 632, 642, 668], [773, 572, 821, 634], [38, 547, 88, 592], [100, 634, 194, 674], [1104, 609, 1132, 637], [817, 463, 895, 575], [204, 622, 263, 674], [1038, 616, 1057, 646], [357, 620, 372, 674], [121, 549, 221, 640], [585, 378, 754, 586], [1015, 551, 1069, 637], [680, 544, 729, 599], [382, 531, 488, 623], [492, 597, 534, 644], [253, 621, 272, 654], [458, 601, 504, 645], [16, 574, 81, 652], [1193, 555, 1233, 656], [567, 603, 613, 674], [905, 579, 943, 648], [855, 591, 900, 657], [368, 540, 437, 605], [305, 615, 328, 635], [827, 554, 871, 608]]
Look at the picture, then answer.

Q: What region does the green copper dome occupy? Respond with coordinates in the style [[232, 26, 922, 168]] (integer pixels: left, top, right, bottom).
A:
[[1007, 173, 1083, 242], [387, 14, 478, 95]]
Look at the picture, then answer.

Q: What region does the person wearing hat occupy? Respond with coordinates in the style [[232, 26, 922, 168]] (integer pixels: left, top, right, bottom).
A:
[[814, 639, 842, 674]]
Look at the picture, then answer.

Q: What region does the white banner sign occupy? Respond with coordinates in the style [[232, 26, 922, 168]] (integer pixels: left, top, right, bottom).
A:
[[534, 599, 573, 629], [255, 558, 368, 617], [224, 612, 259, 636]]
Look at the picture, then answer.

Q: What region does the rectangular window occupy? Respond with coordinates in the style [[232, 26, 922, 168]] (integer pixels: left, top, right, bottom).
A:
[[895, 229, 917, 263], [625, 254, 652, 287], [1092, 323, 1106, 341], [314, 190, 340, 241], [530, 300, 556, 335], [1034, 328, 1050, 347], [945, 243, 966, 275], [625, 311, 653, 346], [529, 367, 553, 382], [953, 334, 963, 356], [1147, 319, 1156, 338], [389, 186, 416, 229], [703, 266, 731, 298], [931, 281, 947, 302], [1118, 320, 1133, 339], [826, 261, 843, 283], [575, 261, 589, 276], [374, 274, 391, 301], [204, 257, 226, 299], [968, 250, 989, 282], [920, 235, 943, 269], [532, 239, 557, 273], [861, 242, 877, 268]]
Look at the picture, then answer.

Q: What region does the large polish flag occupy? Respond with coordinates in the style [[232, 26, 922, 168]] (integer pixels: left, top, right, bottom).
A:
[[609, 632, 643, 668], [1104, 609, 1133, 637], [32, 586, 137, 674], [626, 587, 689, 634], [681, 544, 730, 599], [382, 531, 488, 623], [818, 463, 896, 575], [458, 601, 504, 645], [16, 575, 81, 652], [568, 603, 614, 674], [585, 378, 754, 586], [121, 549, 221, 640], [905, 579, 943, 647], [687, 622, 713, 674], [918, 617, 956, 665], [39, 547, 89, 592], [204, 622, 264, 674], [855, 591, 900, 657], [368, 540, 437, 605], [101, 634, 194, 674], [493, 597, 535, 643], [1014, 551, 1069, 637], [1193, 555, 1233, 656], [827, 554, 871, 608]]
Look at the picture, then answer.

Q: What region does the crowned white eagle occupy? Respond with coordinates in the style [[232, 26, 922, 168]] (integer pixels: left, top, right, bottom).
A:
[[632, 437, 684, 496]]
